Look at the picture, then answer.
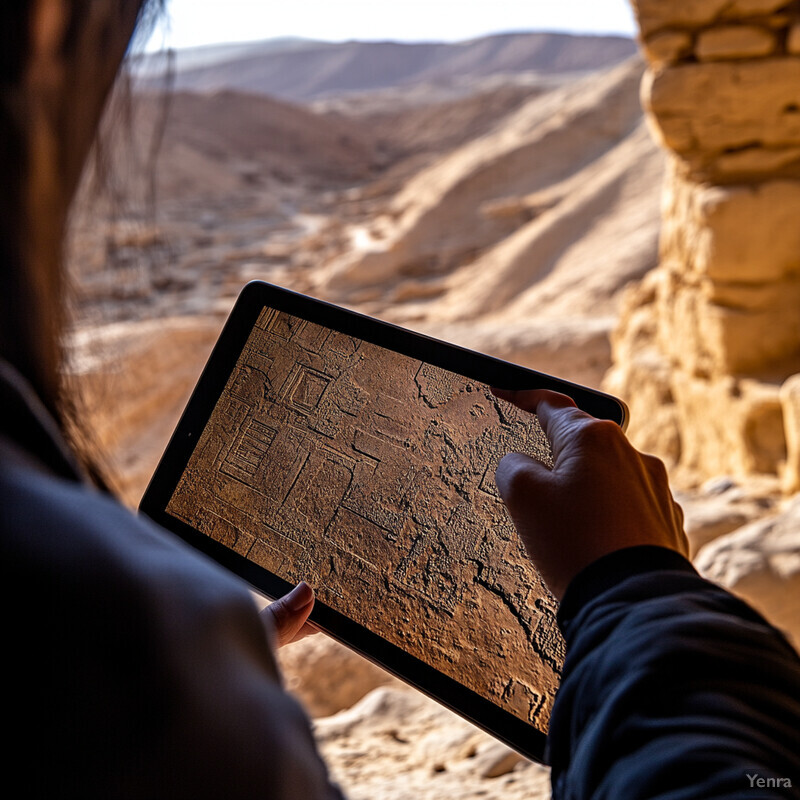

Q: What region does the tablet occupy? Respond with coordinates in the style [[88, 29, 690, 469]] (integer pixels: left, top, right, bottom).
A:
[[140, 281, 628, 763]]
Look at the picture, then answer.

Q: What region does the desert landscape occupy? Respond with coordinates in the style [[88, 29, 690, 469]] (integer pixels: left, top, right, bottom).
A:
[[65, 7, 800, 798]]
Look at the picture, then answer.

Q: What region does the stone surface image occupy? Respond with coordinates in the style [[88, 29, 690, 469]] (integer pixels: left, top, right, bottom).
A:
[[167, 307, 564, 731]]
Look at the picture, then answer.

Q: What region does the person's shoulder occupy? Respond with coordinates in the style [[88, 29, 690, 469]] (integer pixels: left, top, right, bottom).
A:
[[0, 451, 255, 618], [0, 444, 285, 712], [0, 444, 340, 798]]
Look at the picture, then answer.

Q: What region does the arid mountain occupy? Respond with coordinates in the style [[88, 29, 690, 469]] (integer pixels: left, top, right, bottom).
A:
[[142, 32, 637, 103], [349, 83, 548, 161], [143, 90, 380, 192], [124, 84, 545, 199]]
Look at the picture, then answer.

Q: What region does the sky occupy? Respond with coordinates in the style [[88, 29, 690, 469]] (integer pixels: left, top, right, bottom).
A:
[[145, 0, 638, 51]]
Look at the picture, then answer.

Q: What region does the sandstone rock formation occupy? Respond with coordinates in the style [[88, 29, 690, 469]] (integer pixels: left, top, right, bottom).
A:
[[695, 492, 800, 648], [606, 0, 800, 482], [780, 372, 800, 492], [313, 685, 551, 800], [275, 635, 401, 718], [675, 475, 779, 556]]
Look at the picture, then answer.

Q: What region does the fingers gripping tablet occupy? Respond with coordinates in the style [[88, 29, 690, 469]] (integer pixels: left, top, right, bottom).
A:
[[140, 282, 628, 763]]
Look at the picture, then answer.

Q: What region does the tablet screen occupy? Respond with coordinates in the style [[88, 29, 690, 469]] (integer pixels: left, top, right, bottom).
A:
[[165, 305, 564, 733]]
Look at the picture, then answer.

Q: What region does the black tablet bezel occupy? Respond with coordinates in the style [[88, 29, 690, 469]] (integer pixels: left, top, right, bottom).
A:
[[140, 281, 629, 764]]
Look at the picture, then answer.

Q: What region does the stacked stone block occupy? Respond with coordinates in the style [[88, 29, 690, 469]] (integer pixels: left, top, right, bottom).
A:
[[607, 0, 800, 487]]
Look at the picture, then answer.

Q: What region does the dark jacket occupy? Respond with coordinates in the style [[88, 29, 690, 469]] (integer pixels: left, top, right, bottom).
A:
[[0, 360, 343, 798], [549, 547, 800, 798]]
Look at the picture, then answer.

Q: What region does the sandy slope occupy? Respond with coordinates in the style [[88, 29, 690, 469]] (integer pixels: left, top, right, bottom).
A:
[[315, 686, 551, 800], [312, 58, 663, 387], [119, 89, 379, 200], [316, 58, 651, 291]]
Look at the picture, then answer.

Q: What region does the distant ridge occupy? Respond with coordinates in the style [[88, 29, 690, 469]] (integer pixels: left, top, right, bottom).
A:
[[136, 37, 321, 76], [138, 32, 637, 103]]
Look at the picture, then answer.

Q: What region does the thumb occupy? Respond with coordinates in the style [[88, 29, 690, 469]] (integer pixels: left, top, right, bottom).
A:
[[495, 451, 553, 510], [262, 581, 314, 647]]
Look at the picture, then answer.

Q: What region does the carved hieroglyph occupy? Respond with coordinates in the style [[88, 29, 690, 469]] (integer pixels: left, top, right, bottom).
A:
[[167, 308, 564, 730]]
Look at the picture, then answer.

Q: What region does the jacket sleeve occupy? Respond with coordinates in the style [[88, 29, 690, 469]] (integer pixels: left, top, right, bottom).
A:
[[546, 546, 800, 799]]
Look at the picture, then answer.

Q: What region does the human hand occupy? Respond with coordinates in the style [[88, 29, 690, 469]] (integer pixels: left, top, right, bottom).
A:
[[260, 581, 318, 648], [492, 388, 688, 601]]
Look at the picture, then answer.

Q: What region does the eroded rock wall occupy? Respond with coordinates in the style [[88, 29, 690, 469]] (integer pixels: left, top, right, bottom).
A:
[[607, 0, 800, 486]]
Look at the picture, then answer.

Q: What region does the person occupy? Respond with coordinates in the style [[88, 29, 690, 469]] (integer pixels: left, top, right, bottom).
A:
[[1, 2, 799, 798]]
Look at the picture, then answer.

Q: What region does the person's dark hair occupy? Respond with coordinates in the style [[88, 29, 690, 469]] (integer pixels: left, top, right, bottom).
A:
[[0, 0, 161, 485]]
